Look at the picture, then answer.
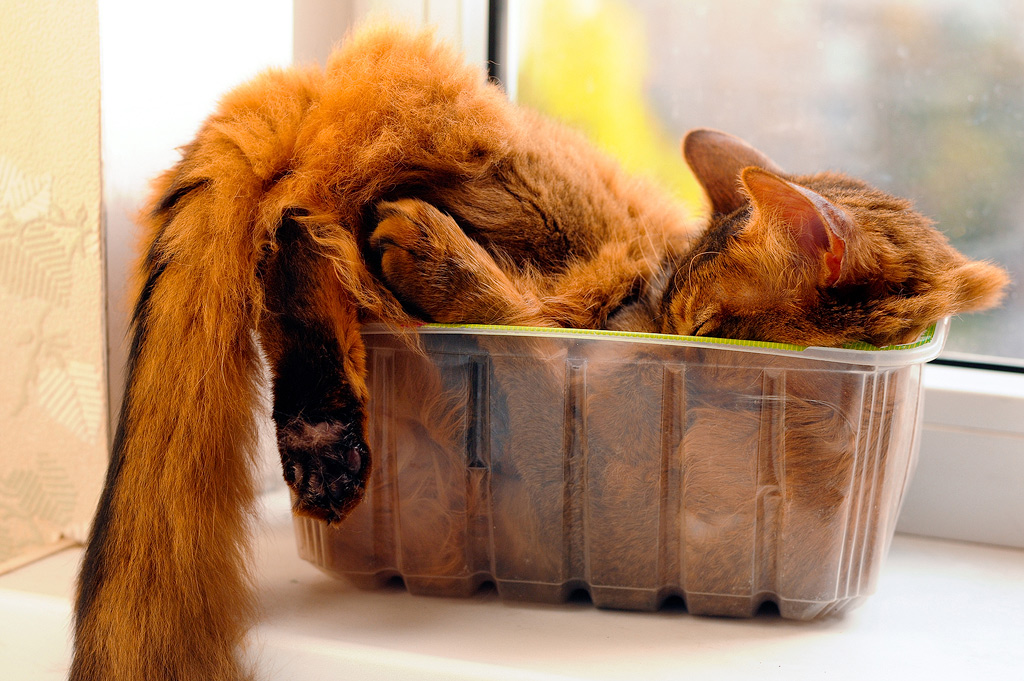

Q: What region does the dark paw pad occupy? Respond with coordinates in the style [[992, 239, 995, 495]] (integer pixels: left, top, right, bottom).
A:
[[277, 419, 369, 523]]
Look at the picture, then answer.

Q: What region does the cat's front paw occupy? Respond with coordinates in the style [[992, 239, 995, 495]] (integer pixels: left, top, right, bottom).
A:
[[370, 199, 483, 321], [371, 199, 438, 278], [277, 417, 369, 524]]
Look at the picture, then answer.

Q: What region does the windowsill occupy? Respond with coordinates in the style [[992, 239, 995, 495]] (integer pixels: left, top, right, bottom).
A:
[[922, 362, 1024, 431], [895, 363, 1024, 548], [3, 489, 1024, 681]]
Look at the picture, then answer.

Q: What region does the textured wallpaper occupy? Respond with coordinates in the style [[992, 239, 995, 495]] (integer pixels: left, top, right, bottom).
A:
[[0, 0, 106, 570]]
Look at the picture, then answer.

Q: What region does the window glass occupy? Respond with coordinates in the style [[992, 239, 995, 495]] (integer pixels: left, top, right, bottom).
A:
[[513, 0, 1023, 359]]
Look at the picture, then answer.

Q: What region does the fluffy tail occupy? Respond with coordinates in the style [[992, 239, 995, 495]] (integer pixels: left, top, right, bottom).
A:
[[71, 66, 348, 681], [72, 179, 264, 679]]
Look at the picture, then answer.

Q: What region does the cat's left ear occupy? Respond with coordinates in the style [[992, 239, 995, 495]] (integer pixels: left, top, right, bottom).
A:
[[683, 128, 784, 215], [741, 167, 852, 288]]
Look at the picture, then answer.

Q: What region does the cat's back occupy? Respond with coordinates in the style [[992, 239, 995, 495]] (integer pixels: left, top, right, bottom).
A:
[[195, 24, 693, 273], [310, 24, 521, 179], [315, 24, 693, 269]]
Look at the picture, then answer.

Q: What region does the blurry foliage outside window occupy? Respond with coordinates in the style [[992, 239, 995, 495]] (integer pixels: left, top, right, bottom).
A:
[[514, 0, 1023, 360]]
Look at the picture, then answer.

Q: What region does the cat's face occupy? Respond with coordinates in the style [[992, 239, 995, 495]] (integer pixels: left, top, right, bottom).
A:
[[662, 130, 1009, 347], [660, 204, 812, 344]]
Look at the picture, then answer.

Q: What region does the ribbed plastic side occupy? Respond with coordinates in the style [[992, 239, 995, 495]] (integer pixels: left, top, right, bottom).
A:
[[292, 332, 927, 620]]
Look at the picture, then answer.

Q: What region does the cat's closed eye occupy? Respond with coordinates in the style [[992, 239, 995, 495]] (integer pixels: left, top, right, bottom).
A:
[[690, 312, 717, 337]]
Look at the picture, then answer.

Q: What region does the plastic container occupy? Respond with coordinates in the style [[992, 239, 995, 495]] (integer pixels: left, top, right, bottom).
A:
[[293, 319, 948, 620]]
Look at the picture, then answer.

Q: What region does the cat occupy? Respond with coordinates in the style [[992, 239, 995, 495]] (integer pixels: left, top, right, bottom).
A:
[[371, 129, 1007, 348], [71, 22, 1009, 681]]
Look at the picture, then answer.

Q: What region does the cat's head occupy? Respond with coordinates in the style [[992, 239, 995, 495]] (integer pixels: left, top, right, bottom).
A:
[[661, 129, 1010, 347]]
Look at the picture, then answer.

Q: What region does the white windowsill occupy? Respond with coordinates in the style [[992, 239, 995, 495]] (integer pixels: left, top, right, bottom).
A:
[[896, 364, 1024, 548], [3, 489, 1023, 681]]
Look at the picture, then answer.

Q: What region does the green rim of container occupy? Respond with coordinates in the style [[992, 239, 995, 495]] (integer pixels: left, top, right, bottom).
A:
[[363, 317, 949, 367], [417, 321, 938, 352]]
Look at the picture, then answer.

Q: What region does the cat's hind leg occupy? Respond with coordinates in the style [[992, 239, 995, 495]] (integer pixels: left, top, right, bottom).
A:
[[260, 212, 371, 524]]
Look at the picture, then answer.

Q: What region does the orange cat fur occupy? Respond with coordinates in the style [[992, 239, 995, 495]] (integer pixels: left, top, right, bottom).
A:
[[372, 129, 1008, 347], [73, 23, 1008, 681]]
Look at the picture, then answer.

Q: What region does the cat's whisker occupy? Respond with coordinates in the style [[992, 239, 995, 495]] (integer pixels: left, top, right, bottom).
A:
[[638, 218, 660, 265], [687, 251, 721, 280]]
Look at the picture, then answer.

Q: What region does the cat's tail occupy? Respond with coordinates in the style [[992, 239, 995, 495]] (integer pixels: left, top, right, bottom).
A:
[[69, 64, 380, 681]]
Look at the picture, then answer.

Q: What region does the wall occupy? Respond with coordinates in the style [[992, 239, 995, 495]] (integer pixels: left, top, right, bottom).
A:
[[0, 0, 106, 570]]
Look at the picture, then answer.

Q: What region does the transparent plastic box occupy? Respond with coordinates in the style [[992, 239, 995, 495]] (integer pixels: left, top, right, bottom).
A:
[[293, 319, 947, 620]]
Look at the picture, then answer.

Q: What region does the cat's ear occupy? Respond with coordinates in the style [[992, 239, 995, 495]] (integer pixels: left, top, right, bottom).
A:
[[683, 129, 784, 215], [741, 167, 852, 288]]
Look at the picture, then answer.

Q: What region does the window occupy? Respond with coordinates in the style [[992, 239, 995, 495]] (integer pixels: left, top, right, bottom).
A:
[[499, 0, 1024, 548], [507, 0, 1023, 363]]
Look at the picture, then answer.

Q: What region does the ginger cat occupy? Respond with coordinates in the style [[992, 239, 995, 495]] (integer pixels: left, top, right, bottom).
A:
[[371, 130, 1006, 348], [72, 23, 1007, 681]]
